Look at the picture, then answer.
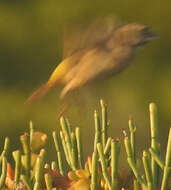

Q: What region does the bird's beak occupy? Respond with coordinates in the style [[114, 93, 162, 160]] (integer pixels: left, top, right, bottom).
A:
[[143, 28, 159, 42]]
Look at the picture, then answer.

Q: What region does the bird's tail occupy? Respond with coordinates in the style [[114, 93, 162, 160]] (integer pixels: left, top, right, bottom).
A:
[[25, 83, 51, 105]]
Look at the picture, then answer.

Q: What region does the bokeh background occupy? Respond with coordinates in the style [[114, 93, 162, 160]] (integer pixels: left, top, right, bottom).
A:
[[0, 0, 170, 163]]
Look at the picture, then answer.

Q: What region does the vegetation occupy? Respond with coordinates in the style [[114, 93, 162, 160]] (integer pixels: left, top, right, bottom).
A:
[[0, 100, 170, 190]]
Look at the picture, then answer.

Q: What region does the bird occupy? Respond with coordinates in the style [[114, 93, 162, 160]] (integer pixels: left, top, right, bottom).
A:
[[25, 16, 157, 105]]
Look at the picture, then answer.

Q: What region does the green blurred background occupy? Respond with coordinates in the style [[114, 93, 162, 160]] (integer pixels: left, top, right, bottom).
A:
[[0, 0, 170, 162]]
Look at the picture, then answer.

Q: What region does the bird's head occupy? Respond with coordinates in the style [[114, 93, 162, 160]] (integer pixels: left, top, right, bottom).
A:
[[107, 23, 157, 48]]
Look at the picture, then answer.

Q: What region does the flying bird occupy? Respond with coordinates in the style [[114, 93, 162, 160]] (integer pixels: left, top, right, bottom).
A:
[[25, 16, 157, 105]]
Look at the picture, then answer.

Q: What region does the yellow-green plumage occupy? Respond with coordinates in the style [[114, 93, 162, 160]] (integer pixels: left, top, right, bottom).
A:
[[25, 18, 157, 105]]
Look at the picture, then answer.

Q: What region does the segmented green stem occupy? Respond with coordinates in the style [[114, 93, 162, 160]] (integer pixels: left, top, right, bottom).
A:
[[127, 157, 147, 187], [129, 119, 136, 163], [13, 150, 21, 186], [94, 110, 101, 153], [149, 148, 164, 169], [60, 117, 75, 170], [124, 135, 133, 159], [45, 173, 52, 190], [21, 175, 32, 190], [111, 139, 120, 190], [33, 149, 46, 190], [29, 121, 34, 146], [75, 127, 83, 168], [161, 128, 171, 190], [100, 99, 108, 149], [104, 137, 112, 155], [142, 151, 153, 190], [20, 133, 31, 178], [91, 152, 99, 190], [149, 103, 160, 188], [71, 132, 78, 169], [52, 131, 65, 175], [97, 143, 111, 190], [124, 134, 147, 187], [0, 157, 7, 189], [0, 137, 10, 164], [60, 130, 70, 165]]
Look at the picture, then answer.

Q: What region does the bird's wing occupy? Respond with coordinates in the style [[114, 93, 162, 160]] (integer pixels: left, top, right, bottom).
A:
[[60, 47, 114, 98], [62, 15, 119, 58]]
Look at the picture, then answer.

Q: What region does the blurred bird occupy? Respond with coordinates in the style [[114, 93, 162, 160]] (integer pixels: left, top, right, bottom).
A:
[[25, 16, 157, 105]]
